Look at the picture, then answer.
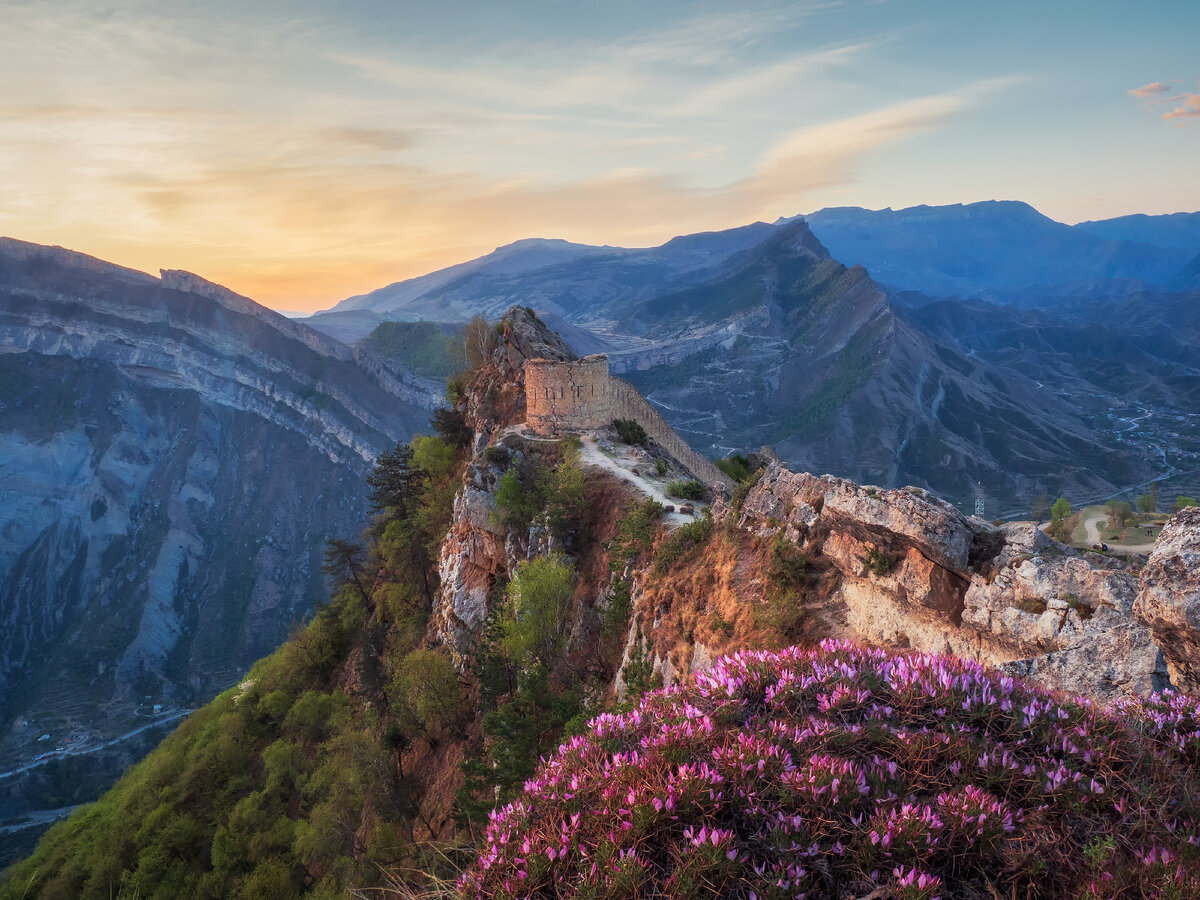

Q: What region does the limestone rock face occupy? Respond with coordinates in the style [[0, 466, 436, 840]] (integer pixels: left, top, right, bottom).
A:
[[1135, 506, 1200, 692], [435, 457, 527, 657], [463, 308, 574, 449], [730, 462, 1172, 699], [738, 467, 973, 572]]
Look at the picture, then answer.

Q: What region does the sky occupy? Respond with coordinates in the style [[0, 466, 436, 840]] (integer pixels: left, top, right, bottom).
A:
[[2, 0, 1198, 313]]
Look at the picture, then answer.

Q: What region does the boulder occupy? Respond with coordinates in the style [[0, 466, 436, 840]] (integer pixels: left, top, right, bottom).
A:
[[1134, 506, 1200, 691]]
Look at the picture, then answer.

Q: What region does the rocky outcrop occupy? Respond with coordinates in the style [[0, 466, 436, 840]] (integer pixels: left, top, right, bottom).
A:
[[728, 462, 1178, 699], [435, 454, 526, 657], [1135, 506, 1200, 692], [462, 308, 573, 451], [737, 468, 973, 571]]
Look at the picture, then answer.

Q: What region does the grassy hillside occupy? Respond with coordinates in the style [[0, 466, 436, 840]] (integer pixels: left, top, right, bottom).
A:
[[359, 321, 463, 378]]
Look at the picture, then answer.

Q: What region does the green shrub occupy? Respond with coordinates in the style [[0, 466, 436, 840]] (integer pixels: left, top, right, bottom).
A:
[[666, 478, 707, 501], [612, 418, 648, 446], [654, 514, 713, 574], [653, 457, 668, 477], [483, 444, 510, 466], [714, 454, 750, 483], [862, 546, 901, 577], [730, 467, 763, 517], [501, 553, 576, 662], [609, 499, 664, 572]]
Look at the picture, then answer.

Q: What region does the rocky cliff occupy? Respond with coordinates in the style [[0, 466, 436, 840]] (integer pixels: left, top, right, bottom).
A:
[[0, 239, 433, 856], [718, 463, 1183, 700], [429, 311, 1195, 705]]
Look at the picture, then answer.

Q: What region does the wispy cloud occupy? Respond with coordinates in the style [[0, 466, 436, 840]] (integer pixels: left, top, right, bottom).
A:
[[1129, 81, 1170, 96], [0, 0, 1016, 311], [1163, 93, 1200, 122]]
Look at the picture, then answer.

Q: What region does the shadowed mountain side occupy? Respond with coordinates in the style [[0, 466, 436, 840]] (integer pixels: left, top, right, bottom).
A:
[[614, 225, 1149, 513], [0, 238, 434, 857]]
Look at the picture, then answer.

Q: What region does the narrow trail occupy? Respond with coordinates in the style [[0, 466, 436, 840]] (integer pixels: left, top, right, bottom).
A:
[[576, 435, 700, 528]]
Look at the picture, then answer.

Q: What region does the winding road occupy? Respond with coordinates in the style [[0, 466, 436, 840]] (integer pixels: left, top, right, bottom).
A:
[[0, 710, 193, 783], [1080, 509, 1157, 553]]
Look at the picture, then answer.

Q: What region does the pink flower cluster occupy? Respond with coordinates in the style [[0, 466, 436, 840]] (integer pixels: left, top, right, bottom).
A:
[[460, 641, 1200, 899]]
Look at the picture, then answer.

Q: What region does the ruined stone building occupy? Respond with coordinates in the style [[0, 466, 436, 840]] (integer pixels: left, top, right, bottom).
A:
[[524, 354, 724, 486]]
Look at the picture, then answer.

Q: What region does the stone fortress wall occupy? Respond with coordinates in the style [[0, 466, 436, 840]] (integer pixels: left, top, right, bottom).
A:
[[525, 355, 725, 486]]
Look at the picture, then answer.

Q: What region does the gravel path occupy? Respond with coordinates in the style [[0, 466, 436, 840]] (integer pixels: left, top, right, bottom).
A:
[[576, 435, 700, 528]]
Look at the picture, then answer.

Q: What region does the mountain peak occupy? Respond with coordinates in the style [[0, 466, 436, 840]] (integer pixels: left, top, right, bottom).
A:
[[0, 237, 158, 285]]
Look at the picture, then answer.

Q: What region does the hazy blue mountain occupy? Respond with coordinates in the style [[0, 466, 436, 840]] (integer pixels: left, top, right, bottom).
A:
[[799, 201, 1193, 303], [610, 222, 1151, 513], [315, 213, 1192, 512], [320, 223, 781, 327], [1074, 211, 1200, 251]]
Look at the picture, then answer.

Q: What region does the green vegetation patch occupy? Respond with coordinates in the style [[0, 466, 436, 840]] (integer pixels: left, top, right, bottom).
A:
[[359, 321, 462, 378], [612, 418, 648, 447], [666, 478, 707, 501]]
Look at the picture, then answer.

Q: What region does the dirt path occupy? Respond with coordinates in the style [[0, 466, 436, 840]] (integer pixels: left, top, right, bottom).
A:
[[1080, 510, 1156, 553], [576, 435, 699, 528]]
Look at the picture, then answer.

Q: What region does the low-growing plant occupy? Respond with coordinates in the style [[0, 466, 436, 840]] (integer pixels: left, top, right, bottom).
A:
[[714, 454, 751, 483], [709, 611, 735, 639], [608, 499, 664, 573], [667, 478, 707, 501], [654, 457, 669, 477], [654, 514, 714, 574], [482, 444, 510, 466], [612, 418, 648, 446], [729, 467, 763, 517], [460, 641, 1200, 900], [1014, 595, 1048, 615], [863, 546, 901, 577]]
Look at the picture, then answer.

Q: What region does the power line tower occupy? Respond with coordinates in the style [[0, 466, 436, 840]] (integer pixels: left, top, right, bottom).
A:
[[974, 482, 985, 519]]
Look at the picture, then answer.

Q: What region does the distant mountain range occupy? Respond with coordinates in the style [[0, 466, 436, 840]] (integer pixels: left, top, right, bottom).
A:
[[800, 201, 1199, 303], [307, 201, 1200, 513], [313, 202, 1200, 333]]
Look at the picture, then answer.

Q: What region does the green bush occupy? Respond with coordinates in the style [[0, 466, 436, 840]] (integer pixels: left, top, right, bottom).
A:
[[612, 418, 648, 446], [653, 457, 668, 477], [608, 499, 664, 572], [666, 478, 707, 501], [714, 454, 750, 483], [654, 515, 714, 574], [862, 546, 901, 577], [502, 553, 576, 662]]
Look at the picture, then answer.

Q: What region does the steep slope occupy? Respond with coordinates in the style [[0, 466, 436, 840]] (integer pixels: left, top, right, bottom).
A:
[[802, 200, 1193, 303], [320, 224, 780, 331], [618, 223, 1150, 512], [0, 239, 432, 858]]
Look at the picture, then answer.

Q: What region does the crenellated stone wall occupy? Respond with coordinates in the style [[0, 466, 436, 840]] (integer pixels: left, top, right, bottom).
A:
[[607, 377, 724, 486], [524, 354, 724, 486]]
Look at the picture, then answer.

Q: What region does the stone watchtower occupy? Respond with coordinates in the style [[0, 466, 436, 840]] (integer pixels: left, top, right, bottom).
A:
[[524, 355, 611, 435], [523, 352, 726, 486]]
